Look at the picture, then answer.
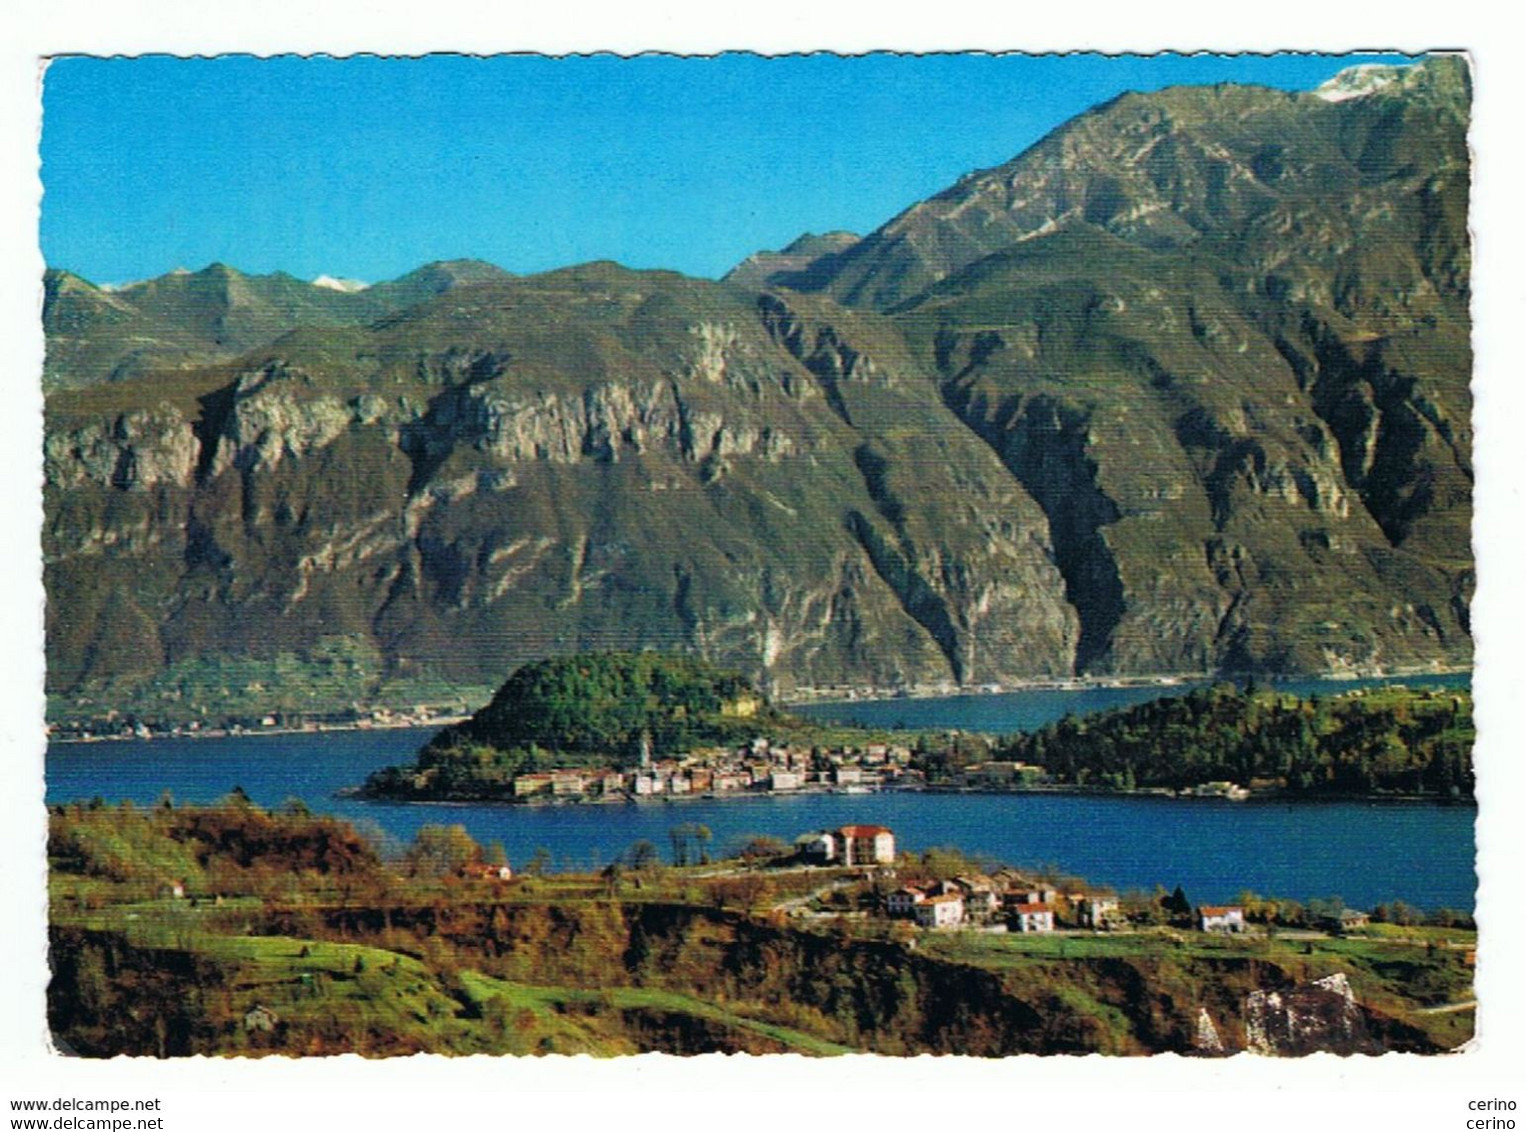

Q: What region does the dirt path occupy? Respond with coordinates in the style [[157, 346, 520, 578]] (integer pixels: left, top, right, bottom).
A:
[[1415, 999, 1476, 1015]]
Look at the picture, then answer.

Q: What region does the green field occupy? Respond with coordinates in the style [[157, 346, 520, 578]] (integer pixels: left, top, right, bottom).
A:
[[45, 802, 1474, 1058]]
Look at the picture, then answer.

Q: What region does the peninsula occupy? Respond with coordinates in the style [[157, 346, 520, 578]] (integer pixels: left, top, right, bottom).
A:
[[359, 652, 1474, 805]]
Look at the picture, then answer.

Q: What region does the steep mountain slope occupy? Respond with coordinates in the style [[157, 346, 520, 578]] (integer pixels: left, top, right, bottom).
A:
[[44, 264, 1076, 700], [782, 58, 1468, 311], [41, 58, 1471, 716], [780, 56, 1472, 676], [723, 232, 860, 290]]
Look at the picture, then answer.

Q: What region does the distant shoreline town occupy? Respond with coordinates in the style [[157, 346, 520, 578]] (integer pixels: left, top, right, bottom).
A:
[[45, 663, 1469, 745]]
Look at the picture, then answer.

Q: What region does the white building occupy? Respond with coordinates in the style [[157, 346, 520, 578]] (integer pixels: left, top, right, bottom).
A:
[[770, 769, 804, 792], [799, 831, 835, 862], [838, 824, 895, 865], [914, 893, 964, 928], [1011, 904, 1056, 933], [1198, 905, 1247, 933], [1079, 897, 1121, 929], [886, 886, 929, 917]]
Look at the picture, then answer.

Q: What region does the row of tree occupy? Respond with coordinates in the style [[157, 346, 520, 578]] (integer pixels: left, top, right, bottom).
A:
[[993, 684, 1473, 797]]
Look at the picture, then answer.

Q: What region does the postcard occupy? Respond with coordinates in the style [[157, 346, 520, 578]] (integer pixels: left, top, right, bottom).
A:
[[7, 18, 1525, 1130]]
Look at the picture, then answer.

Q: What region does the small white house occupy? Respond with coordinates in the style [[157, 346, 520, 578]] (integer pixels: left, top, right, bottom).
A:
[[914, 893, 964, 928], [1010, 904, 1056, 933], [770, 769, 804, 792], [1079, 897, 1121, 929], [886, 886, 929, 917], [1198, 905, 1247, 933], [796, 831, 837, 863]]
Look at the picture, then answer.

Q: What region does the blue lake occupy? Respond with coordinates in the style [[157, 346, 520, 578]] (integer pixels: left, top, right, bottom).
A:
[[45, 674, 1476, 911]]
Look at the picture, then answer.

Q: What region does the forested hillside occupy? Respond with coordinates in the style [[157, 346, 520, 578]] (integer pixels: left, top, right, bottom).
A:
[[997, 684, 1473, 797]]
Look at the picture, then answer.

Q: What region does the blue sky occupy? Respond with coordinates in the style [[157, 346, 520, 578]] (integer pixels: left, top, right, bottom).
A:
[[41, 52, 1414, 286]]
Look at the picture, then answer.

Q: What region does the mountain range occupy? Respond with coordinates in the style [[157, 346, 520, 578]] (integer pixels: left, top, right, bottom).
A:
[[42, 57, 1472, 715]]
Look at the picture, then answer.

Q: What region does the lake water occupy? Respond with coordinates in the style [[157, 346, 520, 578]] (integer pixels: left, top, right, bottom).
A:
[[45, 674, 1476, 911]]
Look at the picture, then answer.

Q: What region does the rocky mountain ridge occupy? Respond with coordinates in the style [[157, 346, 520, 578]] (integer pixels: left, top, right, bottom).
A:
[[42, 57, 1472, 716], [43, 259, 514, 391]]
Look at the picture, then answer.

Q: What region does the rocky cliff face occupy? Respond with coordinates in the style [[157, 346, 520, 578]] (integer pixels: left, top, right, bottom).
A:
[[42, 59, 1472, 712], [44, 266, 1078, 699], [797, 55, 1473, 678], [1243, 973, 1376, 1056]]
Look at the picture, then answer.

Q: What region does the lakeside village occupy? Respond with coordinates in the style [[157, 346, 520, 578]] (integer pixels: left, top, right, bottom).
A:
[[395, 733, 1255, 804], [47, 704, 467, 743]]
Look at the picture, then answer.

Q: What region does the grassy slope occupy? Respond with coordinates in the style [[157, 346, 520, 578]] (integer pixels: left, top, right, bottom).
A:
[[48, 863, 1472, 1057]]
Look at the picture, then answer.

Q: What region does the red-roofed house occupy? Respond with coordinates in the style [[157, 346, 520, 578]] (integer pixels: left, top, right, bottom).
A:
[[838, 824, 895, 865], [1010, 903, 1056, 933], [460, 862, 513, 881]]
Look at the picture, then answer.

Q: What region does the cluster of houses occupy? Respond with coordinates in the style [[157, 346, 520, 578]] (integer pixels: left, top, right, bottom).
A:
[[52, 703, 464, 744], [885, 880, 1262, 936], [507, 738, 921, 801], [783, 824, 1266, 937], [883, 874, 1127, 933]]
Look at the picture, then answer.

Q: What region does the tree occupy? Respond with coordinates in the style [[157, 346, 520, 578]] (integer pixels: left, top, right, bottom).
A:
[[1163, 884, 1192, 920], [920, 846, 973, 880], [738, 835, 790, 866], [525, 846, 553, 877], [667, 822, 713, 867], [668, 824, 694, 867], [1236, 890, 1273, 924], [1121, 889, 1165, 926], [403, 824, 481, 878], [1385, 899, 1420, 927], [625, 840, 660, 870], [1307, 895, 1346, 926]]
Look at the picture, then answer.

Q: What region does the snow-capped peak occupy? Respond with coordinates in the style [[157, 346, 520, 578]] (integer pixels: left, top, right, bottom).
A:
[[312, 274, 370, 293], [1315, 63, 1404, 103]]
